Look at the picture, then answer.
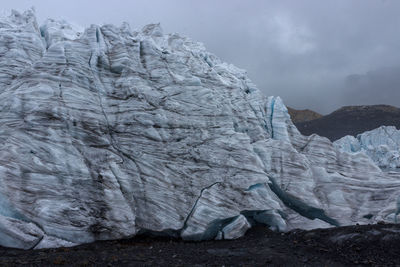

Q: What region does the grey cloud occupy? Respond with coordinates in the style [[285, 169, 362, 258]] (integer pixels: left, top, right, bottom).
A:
[[342, 66, 400, 107], [1, 0, 400, 114]]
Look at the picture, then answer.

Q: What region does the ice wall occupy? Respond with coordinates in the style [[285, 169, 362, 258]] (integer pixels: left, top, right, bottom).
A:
[[0, 9, 399, 249]]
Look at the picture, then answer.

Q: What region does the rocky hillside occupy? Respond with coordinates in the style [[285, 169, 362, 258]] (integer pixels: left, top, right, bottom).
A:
[[295, 105, 400, 141], [287, 107, 322, 123]]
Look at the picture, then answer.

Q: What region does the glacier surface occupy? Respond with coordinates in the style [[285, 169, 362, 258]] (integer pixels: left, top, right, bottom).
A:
[[334, 126, 400, 170], [0, 9, 399, 249]]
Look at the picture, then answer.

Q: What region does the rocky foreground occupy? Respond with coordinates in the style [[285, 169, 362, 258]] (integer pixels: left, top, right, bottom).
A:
[[0, 223, 399, 266]]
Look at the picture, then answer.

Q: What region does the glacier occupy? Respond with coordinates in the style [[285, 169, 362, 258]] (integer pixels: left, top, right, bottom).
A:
[[0, 9, 399, 249], [334, 126, 400, 170]]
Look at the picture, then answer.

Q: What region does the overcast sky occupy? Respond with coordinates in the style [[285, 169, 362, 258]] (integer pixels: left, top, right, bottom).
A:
[[2, 0, 400, 114]]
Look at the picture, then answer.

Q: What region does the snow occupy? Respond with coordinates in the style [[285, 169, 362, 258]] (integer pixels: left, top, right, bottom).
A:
[[0, 9, 399, 249]]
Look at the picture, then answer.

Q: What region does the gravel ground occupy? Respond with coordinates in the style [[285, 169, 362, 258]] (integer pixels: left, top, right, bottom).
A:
[[0, 223, 399, 266]]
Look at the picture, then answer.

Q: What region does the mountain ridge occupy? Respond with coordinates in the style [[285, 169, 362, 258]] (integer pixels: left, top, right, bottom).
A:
[[287, 107, 322, 123], [294, 104, 400, 141]]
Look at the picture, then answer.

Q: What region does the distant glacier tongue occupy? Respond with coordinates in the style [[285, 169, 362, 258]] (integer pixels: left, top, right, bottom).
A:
[[0, 9, 399, 249], [334, 126, 400, 170]]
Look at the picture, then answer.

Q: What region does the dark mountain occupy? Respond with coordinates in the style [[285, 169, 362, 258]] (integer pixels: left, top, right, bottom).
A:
[[287, 107, 322, 123], [295, 105, 400, 141]]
